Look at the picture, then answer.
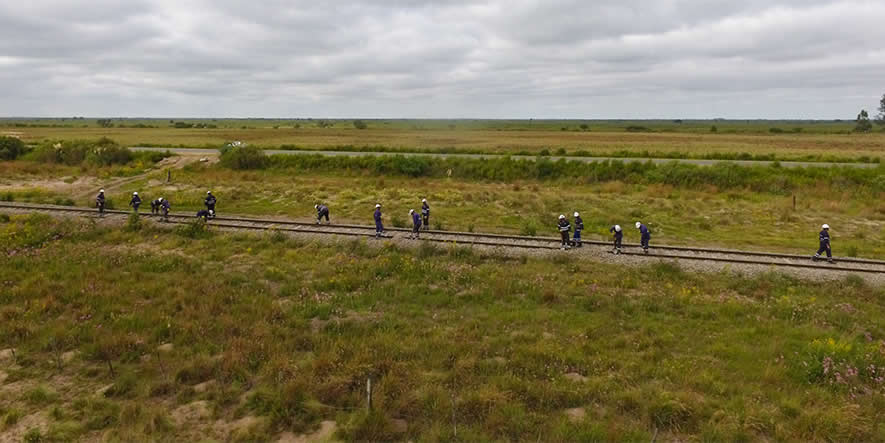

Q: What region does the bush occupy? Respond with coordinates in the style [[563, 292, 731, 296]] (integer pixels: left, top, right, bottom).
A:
[[176, 219, 211, 239], [29, 138, 132, 166], [125, 213, 142, 232], [625, 126, 652, 132], [220, 146, 267, 170], [0, 136, 26, 160], [353, 120, 368, 130], [769, 127, 785, 134]]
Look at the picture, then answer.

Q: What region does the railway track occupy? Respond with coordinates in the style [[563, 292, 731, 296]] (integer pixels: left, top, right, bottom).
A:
[[2, 201, 884, 274]]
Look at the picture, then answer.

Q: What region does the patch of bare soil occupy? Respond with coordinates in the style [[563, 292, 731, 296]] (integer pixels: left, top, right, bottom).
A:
[[171, 400, 212, 426], [211, 415, 266, 439], [564, 372, 588, 383], [277, 420, 338, 442], [310, 310, 382, 332], [0, 176, 96, 193], [565, 407, 586, 422], [0, 348, 14, 362], [0, 411, 49, 442]]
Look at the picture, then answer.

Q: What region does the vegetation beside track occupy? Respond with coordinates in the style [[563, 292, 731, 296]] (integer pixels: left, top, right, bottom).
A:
[[1, 214, 884, 441], [2, 157, 884, 257]]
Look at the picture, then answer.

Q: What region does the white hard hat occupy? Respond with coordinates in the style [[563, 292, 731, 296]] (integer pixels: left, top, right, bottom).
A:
[[160, 197, 164, 201], [422, 198, 427, 202], [314, 204, 318, 209], [99, 189, 104, 193], [635, 222, 641, 229], [615, 225, 621, 232], [573, 212, 579, 217], [207, 191, 212, 194], [822, 224, 829, 229], [133, 192, 138, 195], [559, 214, 565, 219], [409, 209, 414, 214], [375, 204, 381, 208]]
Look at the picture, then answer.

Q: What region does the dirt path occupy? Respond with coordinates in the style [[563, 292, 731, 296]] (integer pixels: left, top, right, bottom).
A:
[[72, 155, 207, 199]]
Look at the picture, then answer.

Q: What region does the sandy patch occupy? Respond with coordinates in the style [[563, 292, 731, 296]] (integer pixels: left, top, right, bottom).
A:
[[171, 400, 212, 426], [61, 350, 79, 363], [0, 348, 16, 362], [278, 420, 338, 442], [157, 343, 174, 353], [564, 372, 588, 383], [0, 411, 49, 442], [194, 379, 216, 393], [565, 407, 586, 422]]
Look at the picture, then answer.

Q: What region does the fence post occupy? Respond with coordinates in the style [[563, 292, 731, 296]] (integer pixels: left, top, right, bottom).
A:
[[792, 194, 796, 211], [366, 378, 373, 411]]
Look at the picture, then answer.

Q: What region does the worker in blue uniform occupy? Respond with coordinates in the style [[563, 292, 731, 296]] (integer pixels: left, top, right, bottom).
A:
[[610, 225, 623, 254], [129, 192, 141, 213], [812, 224, 833, 263], [636, 222, 650, 253], [409, 209, 422, 239], [572, 212, 584, 247], [558, 214, 571, 250], [374, 204, 383, 238], [315, 204, 330, 224], [421, 199, 430, 230]]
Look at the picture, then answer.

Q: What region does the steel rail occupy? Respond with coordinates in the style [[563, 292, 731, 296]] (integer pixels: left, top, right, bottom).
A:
[[2, 202, 882, 272]]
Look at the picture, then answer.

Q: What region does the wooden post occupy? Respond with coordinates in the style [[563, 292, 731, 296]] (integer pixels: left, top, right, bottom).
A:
[[366, 378, 373, 411], [792, 195, 796, 211], [166, 170, 171, 183]]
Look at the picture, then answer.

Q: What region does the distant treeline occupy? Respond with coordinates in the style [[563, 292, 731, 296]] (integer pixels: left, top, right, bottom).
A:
[[220, 146, 885, 194]]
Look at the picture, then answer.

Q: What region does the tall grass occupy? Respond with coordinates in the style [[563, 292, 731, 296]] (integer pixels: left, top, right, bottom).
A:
[[1, 214, 884, 440], [256, 154, 885, 194]]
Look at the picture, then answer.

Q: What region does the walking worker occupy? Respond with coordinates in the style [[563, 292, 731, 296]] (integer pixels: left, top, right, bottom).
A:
[[421, 198, 430, 230], [160, 197, 171, 222], [573, 212, 584, 247], [315, 204, 330, 224], [558, 214, 571, 250], [151, 198, 161, 215], [609, 225, 623, 254], [129, 192, 141, 213], [409, 209, 422, 239], [96, 189, 106, 217], [374, 204, 384, 238], [812, 224, 833, 263], [204, 191, 217, 218], [636, 222, 650, 253]]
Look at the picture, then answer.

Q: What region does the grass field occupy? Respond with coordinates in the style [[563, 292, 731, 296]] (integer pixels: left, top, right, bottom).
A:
[[2, 159, 884, 258], [4, 120, 885, 162], [1, 213, 884, 441]]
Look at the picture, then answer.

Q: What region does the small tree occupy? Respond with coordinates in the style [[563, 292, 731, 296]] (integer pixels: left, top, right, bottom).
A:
[[855, 109, 872, 132], [96, 119, 113, 128], [876, 94, 885, 126], [353, 120, 367, 130], [0, 136, 26, 160]]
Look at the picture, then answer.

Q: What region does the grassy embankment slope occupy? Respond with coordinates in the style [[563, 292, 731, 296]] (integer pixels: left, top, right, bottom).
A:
[[1, 213, 884, 441]]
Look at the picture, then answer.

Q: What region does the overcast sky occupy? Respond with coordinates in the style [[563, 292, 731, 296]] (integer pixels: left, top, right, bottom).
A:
[[1, 0, 883, 119]]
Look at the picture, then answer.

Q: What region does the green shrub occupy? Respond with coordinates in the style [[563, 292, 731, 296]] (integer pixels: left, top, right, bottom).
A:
[[0, 136, 26, 160], [220, 146, 267, 170], [125, 213, 142, 232], [29, 137, 132, 166], [23, 428, 43, 443], [175, 219, 211, 239]]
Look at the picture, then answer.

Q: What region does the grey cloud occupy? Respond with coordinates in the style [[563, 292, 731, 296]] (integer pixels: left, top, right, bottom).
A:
[[0, 0, 883, 118]]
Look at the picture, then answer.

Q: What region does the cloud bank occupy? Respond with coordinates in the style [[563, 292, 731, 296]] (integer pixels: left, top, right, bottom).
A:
[[1, 0, 883, 118]]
